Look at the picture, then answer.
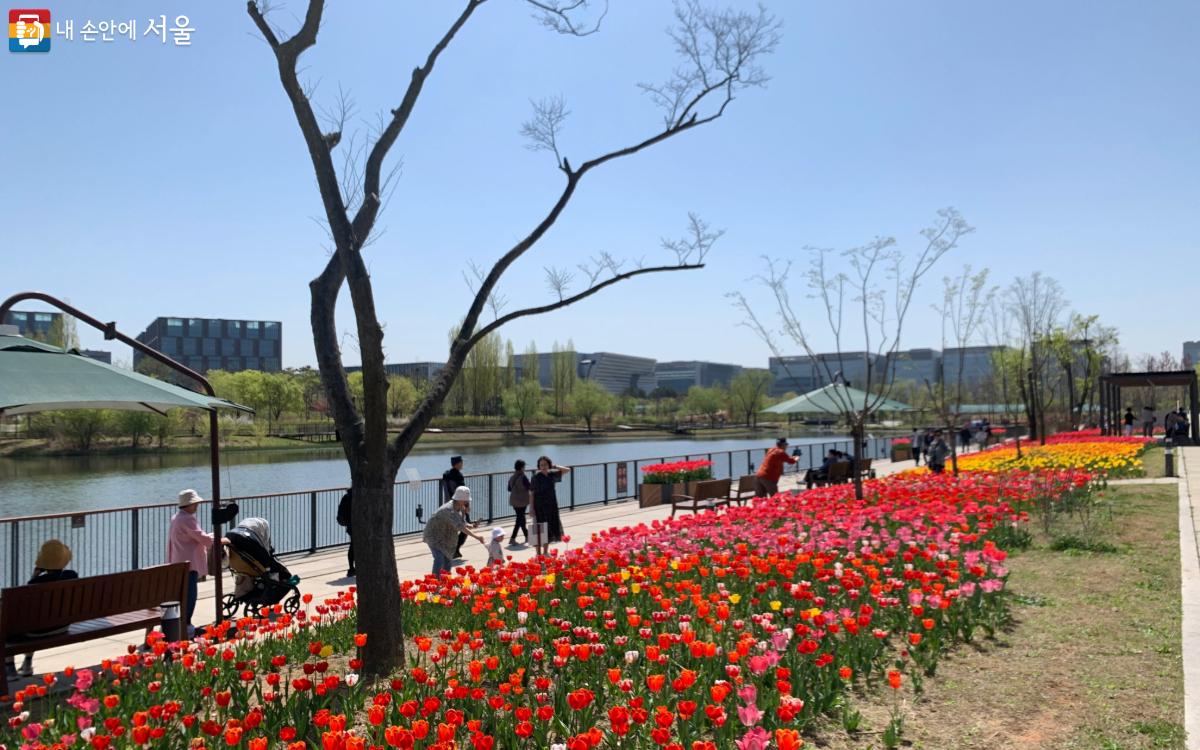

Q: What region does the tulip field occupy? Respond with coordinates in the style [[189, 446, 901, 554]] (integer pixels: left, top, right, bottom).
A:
[[3, 433, 1166, 750], [908, 432, 1153, 478]]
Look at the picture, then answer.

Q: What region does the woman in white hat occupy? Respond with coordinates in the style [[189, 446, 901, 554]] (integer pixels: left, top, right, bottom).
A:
[[168, 489, 227, 637], [5, 539, 78, 679], [422, 486, 486, 576]]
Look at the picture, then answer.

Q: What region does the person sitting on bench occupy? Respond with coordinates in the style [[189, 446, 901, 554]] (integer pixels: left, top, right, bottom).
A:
[[4, 539, 78, 680], [804, 449, 842, 489]]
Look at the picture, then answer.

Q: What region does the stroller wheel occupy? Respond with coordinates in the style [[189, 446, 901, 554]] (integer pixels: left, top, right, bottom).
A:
[[283, 590, 301, 615], [221, 594, 239, 618]]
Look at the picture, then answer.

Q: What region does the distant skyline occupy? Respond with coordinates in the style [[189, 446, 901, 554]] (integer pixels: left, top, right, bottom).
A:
[[3, 1, 1196, 371]]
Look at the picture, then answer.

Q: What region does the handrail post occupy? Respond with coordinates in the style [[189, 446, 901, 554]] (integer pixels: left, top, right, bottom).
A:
[[10, 521, 19, 587], [488, 477, 495, 524], [130, 508, 139, 570], [570, 470, 576, 511], [309, 492, 318, 554], [603, 462, 609, 505]]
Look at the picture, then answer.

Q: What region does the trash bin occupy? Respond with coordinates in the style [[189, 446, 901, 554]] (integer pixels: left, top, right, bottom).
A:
[[160, 601, 182, 643]]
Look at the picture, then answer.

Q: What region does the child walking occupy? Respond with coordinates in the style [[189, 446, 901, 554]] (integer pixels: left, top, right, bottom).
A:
[[487, 527, 506, 567]]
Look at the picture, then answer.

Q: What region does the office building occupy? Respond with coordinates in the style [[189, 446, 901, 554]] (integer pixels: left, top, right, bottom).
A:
[[654, 360, 743, 395], [347, 362, 445, 381], [80, 349, 112, 364], [1184, 342, 1200, 369], [134, 317, 282, 374], [3, 309, 61, 340], [768, 355, 818, 396], [942, 345, 1004, 387], [813, 351, 882, 389], [886, 348, 942, 387], [583, 352, 657, 395], [518, 350, 657, 395]]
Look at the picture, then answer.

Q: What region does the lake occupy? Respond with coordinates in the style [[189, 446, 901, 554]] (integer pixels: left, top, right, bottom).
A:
[[0, 433, 874, 519]]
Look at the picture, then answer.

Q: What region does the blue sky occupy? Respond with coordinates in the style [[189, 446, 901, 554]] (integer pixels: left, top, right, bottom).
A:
[[3, 0, 1196, 369]]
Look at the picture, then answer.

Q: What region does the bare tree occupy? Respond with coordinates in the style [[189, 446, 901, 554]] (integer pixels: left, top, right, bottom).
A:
[[732, 208, 973, 498], [247, 0, 780, 676], [1006, 272, 1067, 442], [925, 266, 994, 474], [982, 294, 1017, 423]]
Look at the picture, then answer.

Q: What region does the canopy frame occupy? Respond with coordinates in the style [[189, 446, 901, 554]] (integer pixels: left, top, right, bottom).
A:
[[0, 291, 231, 624]]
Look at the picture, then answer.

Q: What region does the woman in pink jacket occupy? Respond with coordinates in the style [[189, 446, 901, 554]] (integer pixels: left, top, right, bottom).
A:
[[168, 489, 227, 637]]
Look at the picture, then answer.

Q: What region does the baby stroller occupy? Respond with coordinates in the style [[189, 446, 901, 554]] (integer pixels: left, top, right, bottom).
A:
[[221, 517, 302, 619]]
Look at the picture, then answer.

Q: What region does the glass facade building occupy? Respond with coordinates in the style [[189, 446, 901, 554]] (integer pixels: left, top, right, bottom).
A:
[[654, 360, 744, 396], [3, 309, 61, 339], [1184, 341, 1200, 369], [134, 317, 282, 374]]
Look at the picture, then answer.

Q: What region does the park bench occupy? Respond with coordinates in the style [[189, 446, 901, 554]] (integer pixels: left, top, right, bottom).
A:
[[854, 458, 876, 480], [811, 461, 851, 488], [0, 563, 189, 697], [727, 475, 758, 506], [671, 478, 733, 517]]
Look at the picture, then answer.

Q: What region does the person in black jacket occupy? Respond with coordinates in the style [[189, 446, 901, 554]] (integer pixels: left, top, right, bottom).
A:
[[6, 539, 78, 680], [507, 459, 532, 545], [336, 491, 354, 577], [442, 456, 469, 557]]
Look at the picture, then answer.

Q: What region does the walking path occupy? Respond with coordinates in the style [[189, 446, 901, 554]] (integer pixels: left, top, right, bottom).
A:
[[1178, 447, 1200, 750]]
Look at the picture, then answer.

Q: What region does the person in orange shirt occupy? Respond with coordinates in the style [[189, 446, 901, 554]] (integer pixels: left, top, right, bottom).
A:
[[755, 437, 798, 497]]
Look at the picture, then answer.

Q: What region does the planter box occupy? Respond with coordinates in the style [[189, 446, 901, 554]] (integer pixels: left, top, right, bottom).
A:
[[639, 481, 699, 508], [891, 445, 912, 462]]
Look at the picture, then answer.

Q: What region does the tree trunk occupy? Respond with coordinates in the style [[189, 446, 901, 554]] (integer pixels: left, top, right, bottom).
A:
[[1064, 362, 1077, 430], [947, 420, 959, 475], [851, 422, 865, 500], [353, 478, 403, 674], [1022, 367, 1037, 442]]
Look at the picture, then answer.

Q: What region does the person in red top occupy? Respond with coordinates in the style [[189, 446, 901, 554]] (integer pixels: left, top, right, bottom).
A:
[[755, 437, 798, 497]]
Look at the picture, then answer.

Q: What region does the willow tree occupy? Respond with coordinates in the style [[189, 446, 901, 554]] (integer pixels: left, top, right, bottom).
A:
[[248, 0, 780, 675]]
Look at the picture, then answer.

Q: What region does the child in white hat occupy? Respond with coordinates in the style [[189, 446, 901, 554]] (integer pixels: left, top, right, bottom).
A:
[[487, 527, 506, 567]]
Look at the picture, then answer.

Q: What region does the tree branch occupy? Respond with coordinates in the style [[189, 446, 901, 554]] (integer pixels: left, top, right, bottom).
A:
[[352, 0, 484, 242], [526, 0, 607, 36], [470, 263, 702, 350]]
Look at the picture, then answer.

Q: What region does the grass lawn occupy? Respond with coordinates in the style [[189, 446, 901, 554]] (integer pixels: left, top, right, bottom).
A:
[[1139, 446, 1176, 479], [807, 483, 1185, 749]]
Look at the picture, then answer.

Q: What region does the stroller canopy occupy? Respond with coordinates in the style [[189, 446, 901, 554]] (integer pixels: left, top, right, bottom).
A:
[[231, 517, 273, 552]]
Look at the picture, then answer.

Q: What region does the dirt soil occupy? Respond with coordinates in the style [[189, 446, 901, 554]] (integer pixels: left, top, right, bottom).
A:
[[807, 483, 1186, 750]]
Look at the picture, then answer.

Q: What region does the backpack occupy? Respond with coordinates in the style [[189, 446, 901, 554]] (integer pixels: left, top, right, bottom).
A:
[[336, 492, 352, 527]]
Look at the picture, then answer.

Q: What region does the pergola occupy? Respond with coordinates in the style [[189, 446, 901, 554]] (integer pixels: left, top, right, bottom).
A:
[[1098, 370, 1198, 443]]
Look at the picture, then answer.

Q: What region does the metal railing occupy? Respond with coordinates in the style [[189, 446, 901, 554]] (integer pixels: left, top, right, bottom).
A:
[[0, 438, 894, 584]]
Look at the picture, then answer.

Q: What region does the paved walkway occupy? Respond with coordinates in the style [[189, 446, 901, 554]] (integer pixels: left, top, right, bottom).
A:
[[4, 452, 919, 688], [1178, 447, 1200, 750]]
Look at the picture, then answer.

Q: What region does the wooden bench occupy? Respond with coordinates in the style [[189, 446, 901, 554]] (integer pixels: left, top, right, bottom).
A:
[[854, 458, 875, 480], [671, 478, 733, 517], [811, 460, 851, 488], [727, 475, 758, 506], [0, 563, 189, 697]]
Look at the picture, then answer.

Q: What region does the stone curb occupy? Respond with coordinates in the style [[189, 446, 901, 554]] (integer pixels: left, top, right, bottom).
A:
[[1178, 448, 1200, 750]]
